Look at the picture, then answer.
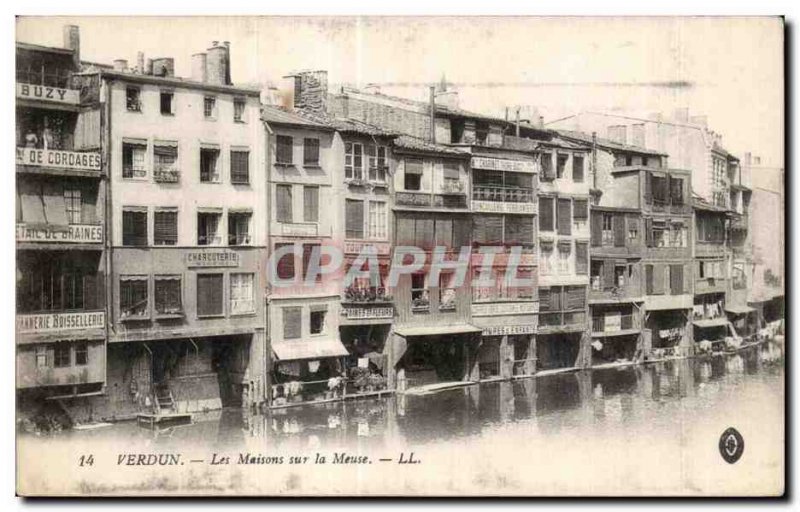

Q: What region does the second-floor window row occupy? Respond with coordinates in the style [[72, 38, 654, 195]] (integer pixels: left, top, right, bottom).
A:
[[123, 141, 250, 184], [121, 208, 252, 246]]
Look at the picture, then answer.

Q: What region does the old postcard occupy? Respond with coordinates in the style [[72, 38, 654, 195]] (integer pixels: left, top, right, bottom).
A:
[[14, 15, 784, 496]]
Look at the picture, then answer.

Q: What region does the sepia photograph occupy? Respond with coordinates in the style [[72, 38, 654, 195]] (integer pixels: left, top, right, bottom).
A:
[[11, 13, 785, 497]]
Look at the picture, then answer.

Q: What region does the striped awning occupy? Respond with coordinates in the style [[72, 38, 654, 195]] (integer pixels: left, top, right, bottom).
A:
[[272, 338, 349, 361]]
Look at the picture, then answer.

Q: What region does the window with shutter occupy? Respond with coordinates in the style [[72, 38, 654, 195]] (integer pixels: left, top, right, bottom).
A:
[[275, 243, 295, 280], [200, 148, 220, 182], [670, 264, 684, 295], [368, 201, 387, 239], [230, 150, 250, 184], [573, 155, 585, 182], [565, 285, 585, 310], [670, 176, 684, 205], [602, 259, 615, 290], [474, 215, 503, 245], [283, 307, 302, 340], [539, 287, 552, 312], [154, 276, 182, 315], [645, 264, 654, 295], [539, 197, 554, 232], [196, 273, 223, 316], [122, 209, 148, 246], [395, 216, 415, 245], [557, 198, 572, 235], [540, 152, 554, 179], [652, 264, 665, 295], [415, 218, 435, 248], [302, 243, 321, 282], [575, 242, 588, 274], [120, 276, 148, 319], [276, 184, 293, 223], [645, 217, 653, 247], [434, 218, 453, 248], [346, 199, 365, 239], [644, 172, 653, 204], [613, 214, 626, 247], [453, 218, 472, 249], [153, 209, 177, 245], [505, 216, 534, 246], [227, 212, 251, 245], [573, 199, 588, 222], [276, 135, 293, 164], [591, 212, 602, 247], [303, 186, 319, 223], [303, 138, 319, 165]]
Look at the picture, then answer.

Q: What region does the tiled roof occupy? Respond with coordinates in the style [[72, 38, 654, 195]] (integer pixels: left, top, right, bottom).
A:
[[261, 105, 333, 129], [393, 135, 469, 156], [297, 110, 398, 137], [554, 129, 667, 156]]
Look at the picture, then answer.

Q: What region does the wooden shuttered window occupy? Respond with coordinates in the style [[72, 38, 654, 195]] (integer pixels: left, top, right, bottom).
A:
[[613, 214, 626, 247], [414, 218, 434, 248], [564, 285, 586, 310], [540, 152, 554, 179], [644, 217, 653, 247], [303, 138, 320, 165], [591, 211, 602, 247], [539, 197, 554, 232], [572, 155, 584, 182], [670, 264, 684, 295], [283, 307, 302, 340], [153, 210, 177, 246], [303, 186, 319, 222], [474, 215, 504, 245], [557, 198, 572, 235], [276, 135, 293, 164], [573, 199, 588, 222], [505, 216, 534, 246], [230, 151, 250, 184], [196, 273, 223, 317], [645, 264, 654, 295], [122, 210, 147, 246], [275, 243, 295, 280], [575, 242, 588, 274], [276, 184, 292, 222], [434, 219, 453, 248], [602, 259, 616, 289], [644, 172, 653, 204], [303, 243, 321, 281], [396, 216, 415, 245], [453, 218, 472, 249], [345, 199, 364, 239]]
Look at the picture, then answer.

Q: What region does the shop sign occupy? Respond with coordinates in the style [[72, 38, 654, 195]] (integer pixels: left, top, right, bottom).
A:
[[16, 83, 80, 105], [342, 306, 394, 320], [481, 324, 536, 336], [17, 311, 105, 333], [17, 223, 103, 243], [344, 241, 391, 255], [185, 250, 241, 268], [471, 156, 535, 173], [472, 302, 537, 317], [472, 200, 536, 214], [16, 147, 101, 171]]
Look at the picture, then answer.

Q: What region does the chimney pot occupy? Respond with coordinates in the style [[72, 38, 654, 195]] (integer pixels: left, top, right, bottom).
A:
[[63, 25, 80, 69], [113, 59, 128, 72], [192, 52, 208, 83], [137, 52, 145, 74]]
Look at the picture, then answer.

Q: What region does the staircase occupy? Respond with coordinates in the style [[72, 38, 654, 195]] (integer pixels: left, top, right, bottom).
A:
[[152, 383, 177, 415]]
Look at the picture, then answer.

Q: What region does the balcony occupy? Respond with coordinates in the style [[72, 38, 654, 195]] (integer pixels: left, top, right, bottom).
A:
[[395, 191, 468, 209], [17, 147, 102, 176], [591, 314, 640, 336], [538, 310, 586, 333], [589, 278, 643, 303], [647, 197, 691, 215], [154, 168, 180, 183], [472, 185, 536, 214], [340, 286, 394, 324], [695, 277, 727, 295]]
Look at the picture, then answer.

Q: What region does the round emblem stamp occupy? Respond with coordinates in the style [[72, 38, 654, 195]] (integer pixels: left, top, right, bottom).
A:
[[719, 427, 744, 464]]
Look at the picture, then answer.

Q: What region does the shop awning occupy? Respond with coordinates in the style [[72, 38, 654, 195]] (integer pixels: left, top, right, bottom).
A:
[[692, 318, 730, 328], [272, 338, 349, 361], [725, 305, 755, 315], [393, 324, 482, 337]]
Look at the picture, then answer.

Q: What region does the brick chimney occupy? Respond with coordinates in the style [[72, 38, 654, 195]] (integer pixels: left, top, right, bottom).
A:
[[63, 25, 80, 70], [289, 71, 328, 114]]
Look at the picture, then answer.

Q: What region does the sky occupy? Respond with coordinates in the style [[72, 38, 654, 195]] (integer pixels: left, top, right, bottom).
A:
[[16, 16, 784, 165]]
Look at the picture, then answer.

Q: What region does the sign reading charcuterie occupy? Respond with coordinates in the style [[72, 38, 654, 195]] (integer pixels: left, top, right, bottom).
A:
[[185, 250, 241, 268]]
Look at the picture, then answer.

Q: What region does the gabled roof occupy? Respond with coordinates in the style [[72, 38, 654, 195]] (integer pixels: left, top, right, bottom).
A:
[[393, 135, 470, 157], [261, 105, 333, 130], [554, 129, 667, 156], [16, 41, 74, 56]]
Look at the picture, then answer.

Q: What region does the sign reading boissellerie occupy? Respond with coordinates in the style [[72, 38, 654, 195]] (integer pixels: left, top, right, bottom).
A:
[[16, 223, 103, 243], [471, 156, 535, 173], [16, 311, 105, 334], [481, 324, 536, 336], [186, 250, 241, 267], [16, 147, 102, 171]]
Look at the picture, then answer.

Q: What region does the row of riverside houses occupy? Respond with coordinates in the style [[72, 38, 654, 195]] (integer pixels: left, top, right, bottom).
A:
[[16, 27, 784, 420]]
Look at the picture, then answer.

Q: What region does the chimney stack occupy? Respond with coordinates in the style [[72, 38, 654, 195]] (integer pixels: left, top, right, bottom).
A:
[[63, 25, 80, 70], [223, 41, 231, 85], [429, 86, 436, 144], [289, 70, 329, 114], [113, 59, 128, 72], [206, 41, 229, 85], [136, 52, 145, 74], [151, 57, 174, 78], [145, 58, 153, 75], [192, 53, 208, 83]]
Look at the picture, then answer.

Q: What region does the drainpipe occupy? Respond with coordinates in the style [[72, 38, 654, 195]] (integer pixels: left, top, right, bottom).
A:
[[591, 131, 598, 190], [515, 107, 520, 137], [263, 119, 274, 409], [429, 86, 436, 144], [103, 76, 114, 390]]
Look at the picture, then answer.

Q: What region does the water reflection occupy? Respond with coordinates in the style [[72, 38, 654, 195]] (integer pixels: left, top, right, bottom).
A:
[[63, 341, 784, 449]]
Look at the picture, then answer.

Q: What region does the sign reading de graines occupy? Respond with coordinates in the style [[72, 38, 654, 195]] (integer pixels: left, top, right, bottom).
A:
[[16, 224, 103, 243]]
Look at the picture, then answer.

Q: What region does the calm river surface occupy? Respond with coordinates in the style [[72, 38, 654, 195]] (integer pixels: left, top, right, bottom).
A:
[[18, 341, 785, 496]]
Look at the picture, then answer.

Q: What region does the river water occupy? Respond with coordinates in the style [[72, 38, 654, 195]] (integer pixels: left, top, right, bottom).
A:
[[18, 341, 785, 496]]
